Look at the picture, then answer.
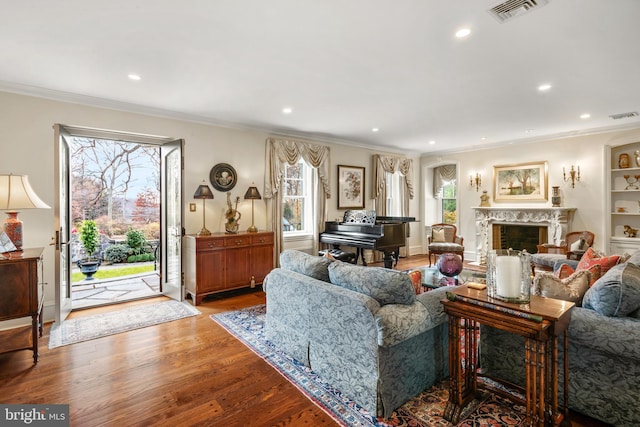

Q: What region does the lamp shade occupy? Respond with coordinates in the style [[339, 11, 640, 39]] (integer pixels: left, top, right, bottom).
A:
[[244, 186, 261, 200], [0, 174, 50, 210], [193, 183, 214, 199]]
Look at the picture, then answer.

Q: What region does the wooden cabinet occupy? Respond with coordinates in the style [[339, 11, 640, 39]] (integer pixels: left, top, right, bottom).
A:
[[184, 231, 274, 305], [607, 141, 640, 254], [0, 247, 44, 364]]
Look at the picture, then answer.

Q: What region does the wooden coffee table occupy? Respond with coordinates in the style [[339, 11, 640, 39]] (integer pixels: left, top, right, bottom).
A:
[[441, 285, 574, 427]]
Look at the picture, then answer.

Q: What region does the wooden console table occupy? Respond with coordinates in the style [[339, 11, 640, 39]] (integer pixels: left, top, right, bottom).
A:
[[0, 248, 44, 364], [441, 285, 574, 427], [184, 231, 274, 305]]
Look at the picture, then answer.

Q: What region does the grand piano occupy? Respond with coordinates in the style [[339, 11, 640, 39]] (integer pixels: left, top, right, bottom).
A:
[[319, 210, 415, 268]]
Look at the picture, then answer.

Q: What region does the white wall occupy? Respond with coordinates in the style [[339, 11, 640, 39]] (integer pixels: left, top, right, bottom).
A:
[[0, 91, 420, 323], [421, 128, 640, 262]]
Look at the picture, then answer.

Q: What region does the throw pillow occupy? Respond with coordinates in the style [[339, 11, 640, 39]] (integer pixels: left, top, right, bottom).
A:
[[582, 262, 640, 317], [555, 262, 602, 287], [532, 269, 591, 304], [432, 228, 446, 242], [328, 262, 416, 305], [576, 247, 620, 275], [405, 269, 423, 294], [279, 249, 333, 282]]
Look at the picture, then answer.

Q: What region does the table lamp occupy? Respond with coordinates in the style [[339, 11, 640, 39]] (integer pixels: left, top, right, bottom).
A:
[[193, 181, 214, 236], [0, 174, 51, 251], [243, 184, 262, 233]]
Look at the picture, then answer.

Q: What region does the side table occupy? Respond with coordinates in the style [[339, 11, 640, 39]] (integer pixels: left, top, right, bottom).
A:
[[441, 285, 574, 427], [0, 248, 44, 364]]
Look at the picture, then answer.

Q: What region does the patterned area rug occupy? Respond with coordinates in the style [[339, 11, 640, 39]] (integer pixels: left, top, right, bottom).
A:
[[49, 300, 200, 349], [211, 304, 526, 427]]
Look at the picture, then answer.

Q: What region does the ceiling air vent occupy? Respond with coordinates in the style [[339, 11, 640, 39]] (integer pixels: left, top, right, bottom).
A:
[[609, 112, 639, 120], [488, 0, 549, 23]]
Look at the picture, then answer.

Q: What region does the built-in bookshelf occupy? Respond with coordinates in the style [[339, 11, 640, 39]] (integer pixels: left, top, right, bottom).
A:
[[608, 141, 640, 254]]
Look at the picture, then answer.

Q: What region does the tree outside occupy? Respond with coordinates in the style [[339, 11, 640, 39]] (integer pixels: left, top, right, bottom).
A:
[[70, 137, 160, 276]]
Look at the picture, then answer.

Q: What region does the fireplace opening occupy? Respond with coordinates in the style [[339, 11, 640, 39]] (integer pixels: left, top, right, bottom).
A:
[[492, 224, 548, 253]]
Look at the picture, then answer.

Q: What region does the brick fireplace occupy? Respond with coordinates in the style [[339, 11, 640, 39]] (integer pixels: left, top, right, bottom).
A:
[[473, 207, 576, 263]]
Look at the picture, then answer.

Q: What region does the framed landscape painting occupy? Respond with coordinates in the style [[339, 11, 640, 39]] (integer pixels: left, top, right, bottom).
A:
[[493, 161, 548, 202], [338, 165, 365, 209]]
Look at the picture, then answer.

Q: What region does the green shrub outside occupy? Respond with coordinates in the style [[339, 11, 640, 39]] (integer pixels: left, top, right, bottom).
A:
[[126, 229, 147, 255], [104, 244, 132, 263], [127, 255, 137, 263]]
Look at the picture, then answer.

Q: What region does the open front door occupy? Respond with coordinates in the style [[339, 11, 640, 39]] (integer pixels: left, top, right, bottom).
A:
[[160, 139, 184, 301], [53, 124, 72, 323]]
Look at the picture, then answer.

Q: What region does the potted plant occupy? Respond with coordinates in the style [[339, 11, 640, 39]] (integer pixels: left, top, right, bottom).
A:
[[76, 219, 101, 280]]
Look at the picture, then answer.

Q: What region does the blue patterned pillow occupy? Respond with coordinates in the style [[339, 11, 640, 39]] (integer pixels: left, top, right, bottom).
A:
[[328, 262, 416, 305], [583, 262, 640, 317], [279, 249, 333, 282]]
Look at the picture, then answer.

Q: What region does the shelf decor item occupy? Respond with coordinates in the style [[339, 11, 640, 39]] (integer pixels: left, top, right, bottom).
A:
[[224, 192, 241, 234], [624, 175, 640, 190], [551, 186, 561, 207], [486, 248, 531, 303], [619, 153, 630, 169]]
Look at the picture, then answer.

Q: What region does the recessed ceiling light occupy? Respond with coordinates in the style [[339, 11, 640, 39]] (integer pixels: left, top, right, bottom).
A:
[[372, 128, 379, 132], [525, 129, 534, 133], [480, 137, 487, 141], [580, 113, 591, 119], [282, 107, 293, 114], [537, 84, 551, 91], [429, 140, 436, 145], [128, 74, 141, 81], [455, 28, 471, 38]]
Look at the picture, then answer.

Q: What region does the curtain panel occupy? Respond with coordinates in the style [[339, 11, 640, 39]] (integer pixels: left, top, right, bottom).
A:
[[264, 137, 331, 265], [372, 154, 414, 259], [433, 165, 456, 198]]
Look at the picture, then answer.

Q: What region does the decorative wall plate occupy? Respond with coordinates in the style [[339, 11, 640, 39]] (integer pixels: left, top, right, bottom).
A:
[[210, 163, 237, 192]]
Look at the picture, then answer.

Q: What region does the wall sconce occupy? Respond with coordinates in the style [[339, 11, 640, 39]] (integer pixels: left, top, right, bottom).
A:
[[470, 173, 482, 191], [563, 165, 581, 188], [193, 180, 214, 236]]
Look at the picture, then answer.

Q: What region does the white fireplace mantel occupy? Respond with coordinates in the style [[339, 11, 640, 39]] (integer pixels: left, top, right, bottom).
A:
[[472, 207, 576, 262]]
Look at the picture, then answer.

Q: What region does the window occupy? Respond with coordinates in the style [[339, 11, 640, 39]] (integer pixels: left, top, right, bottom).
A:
[[441, 181, 457, 224], [385, 171, 404, 216], [283, 160, 312, 234]]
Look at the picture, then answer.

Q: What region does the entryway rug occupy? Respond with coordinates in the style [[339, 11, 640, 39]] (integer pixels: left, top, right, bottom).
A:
[[211, 305, 526, 427], [49, 300, 200, 349]]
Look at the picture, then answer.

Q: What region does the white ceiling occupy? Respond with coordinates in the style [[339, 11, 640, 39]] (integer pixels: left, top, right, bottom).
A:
[[2, 0, 640, 154]]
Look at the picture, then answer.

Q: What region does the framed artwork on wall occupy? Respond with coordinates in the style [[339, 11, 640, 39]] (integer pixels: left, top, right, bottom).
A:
[[337, 165, 365, 209], [493, 161, 548, 202], [209, 163, 237, 192]]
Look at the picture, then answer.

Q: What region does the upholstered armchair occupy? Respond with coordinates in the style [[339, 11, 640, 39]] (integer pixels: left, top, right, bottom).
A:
[[427, 223, 464, 266], [531, 230, 595, 272]]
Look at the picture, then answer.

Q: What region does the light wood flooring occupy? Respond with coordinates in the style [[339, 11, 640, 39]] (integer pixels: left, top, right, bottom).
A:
[[0, 255, 608, 426]]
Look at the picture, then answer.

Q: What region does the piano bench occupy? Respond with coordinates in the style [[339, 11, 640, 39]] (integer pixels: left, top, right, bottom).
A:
[[319, 249, 357, 264]]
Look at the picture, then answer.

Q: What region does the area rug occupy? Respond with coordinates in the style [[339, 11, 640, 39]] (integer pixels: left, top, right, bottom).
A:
[[49, 300, 200, 349], [211, 305, 526, 427]]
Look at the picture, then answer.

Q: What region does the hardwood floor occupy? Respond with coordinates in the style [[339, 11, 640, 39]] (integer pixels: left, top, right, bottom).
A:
[[0, 255, 608, 426]]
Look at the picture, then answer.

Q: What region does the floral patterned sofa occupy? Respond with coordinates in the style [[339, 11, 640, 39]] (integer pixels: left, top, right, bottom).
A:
[[481, 251, 640, 426], [263, 249, 450, 418]]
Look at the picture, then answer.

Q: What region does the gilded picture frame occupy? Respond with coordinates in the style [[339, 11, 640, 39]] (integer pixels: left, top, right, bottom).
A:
[[493, 161, 548, 202], [337, 165, 365, 209]]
